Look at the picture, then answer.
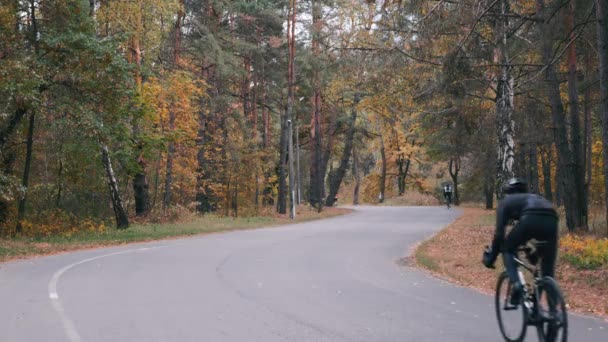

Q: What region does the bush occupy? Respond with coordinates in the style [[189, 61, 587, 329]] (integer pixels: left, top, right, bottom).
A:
[[18, 209, 107, 239], [561, 234, 608, 269], [144, 204, 197, 224]]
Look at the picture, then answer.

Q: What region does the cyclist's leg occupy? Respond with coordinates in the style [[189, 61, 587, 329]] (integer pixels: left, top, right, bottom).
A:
[[504, 220, 535, 304], [503, 221, 531, 283], [536, 216, 558, 279]]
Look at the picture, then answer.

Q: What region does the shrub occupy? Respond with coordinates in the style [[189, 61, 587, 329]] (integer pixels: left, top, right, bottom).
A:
[[561, 234, 608, 269], [18, 209, 107, 239]]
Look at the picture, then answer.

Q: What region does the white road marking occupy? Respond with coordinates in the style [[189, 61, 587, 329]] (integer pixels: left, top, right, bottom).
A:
[[48, 245, 171, 342]]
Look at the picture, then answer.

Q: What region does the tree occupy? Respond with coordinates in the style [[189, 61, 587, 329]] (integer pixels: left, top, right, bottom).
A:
[[596, 0, 608, 232]]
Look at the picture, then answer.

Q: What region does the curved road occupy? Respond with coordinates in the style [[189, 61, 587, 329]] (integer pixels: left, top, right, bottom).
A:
[[0, 206, 605, 341]]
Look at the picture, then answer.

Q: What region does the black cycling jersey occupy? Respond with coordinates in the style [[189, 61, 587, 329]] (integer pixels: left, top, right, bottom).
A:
[[492, 193, 557, 253]]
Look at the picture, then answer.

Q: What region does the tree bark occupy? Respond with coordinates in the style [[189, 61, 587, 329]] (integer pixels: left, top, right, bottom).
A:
[[528, 145, 539, 194], [540, 146, 553, 201], [15, 112, 35, 233], [565, 0, 587, 228], [309, 0, 324, 210], [596, 0, 608, 232], [537, 0, 580, 230], [278, 0, 297, 215], [584, 53, 592, 206], [55, 159, 63, 207], [101, 144, 129, 229], [494, 0, 515, 200], [163, 0, 185, 210], [163, 141, 175, 209], [295, 124, 301, 204], [449, 157, 460, 205], [379, 133, 386, 203], [352, 144, 360, 205], [130, 1, 149, 216], [0, 107, 27, 149], [484, 174, 494, 210], [278, 107, 288, 214], [325, 93, 359, 206]]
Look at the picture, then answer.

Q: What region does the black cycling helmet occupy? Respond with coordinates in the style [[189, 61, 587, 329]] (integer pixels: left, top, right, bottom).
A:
[[504, 177, 528, 194]]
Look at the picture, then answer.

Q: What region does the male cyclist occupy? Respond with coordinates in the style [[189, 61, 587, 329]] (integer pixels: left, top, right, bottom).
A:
[[443, 183, 453, 207], [482, 178, 559, 305]]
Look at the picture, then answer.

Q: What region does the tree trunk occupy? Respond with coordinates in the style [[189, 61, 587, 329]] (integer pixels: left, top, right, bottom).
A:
[[55, 159, 63, 207], [528, 145, 539, 194], [379, 133, 386, 203], [555, 163, 563, 207], [494, 0, 515, 200], [537, 0, 580, 230], [130, 3, 149, 216], [484, 174, 494, 209], [277, 108, 288, 214], [163, 141, 175, 209], [101, 144, 129, 229], [353, 144, 360, 205], [262, 68, 270, 149], [397, 157, 405, 196], [325, 93, 359, 206], [133, 160, 150, 215], [309, 0, 324, 210], [584, 54, 592, 206], [278, 0, 297, 215], [0, 107, 27, 149], [163, 0, 185, 210], [596, 0, 608, 232], [288, 120, 295, 218], [15, 112, 35, 233], [484, 137, 496, 209], [295, 124, 301, 204], [540, 146, 553, 201], [449, 157, 460, 205], [196, 53, 220, 213], [565, 0, 587, 228]]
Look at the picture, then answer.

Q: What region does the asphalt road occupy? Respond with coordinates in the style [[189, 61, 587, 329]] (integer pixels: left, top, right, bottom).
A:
[[0, 206, 606, 341]]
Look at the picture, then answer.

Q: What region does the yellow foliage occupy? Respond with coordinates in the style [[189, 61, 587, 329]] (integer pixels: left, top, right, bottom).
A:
[[561, 234, 608, 269], [18, 210, 107, 239]]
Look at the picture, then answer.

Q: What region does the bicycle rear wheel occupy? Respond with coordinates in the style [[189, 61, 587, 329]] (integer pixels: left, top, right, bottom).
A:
[[536, 277, 568, 342], [495, 272, 527, 342]]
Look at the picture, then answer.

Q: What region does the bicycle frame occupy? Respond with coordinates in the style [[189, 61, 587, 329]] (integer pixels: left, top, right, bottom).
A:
[[512, 246, 558, 342]]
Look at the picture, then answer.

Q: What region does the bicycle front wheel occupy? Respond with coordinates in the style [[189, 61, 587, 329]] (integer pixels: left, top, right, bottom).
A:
[[495, 272, 527, 342], [536, 277, 568, 342]]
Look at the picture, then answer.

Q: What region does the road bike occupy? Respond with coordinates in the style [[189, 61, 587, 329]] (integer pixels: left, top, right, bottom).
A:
[[494, 241, 568, 342], [444, 193, 452, 209]]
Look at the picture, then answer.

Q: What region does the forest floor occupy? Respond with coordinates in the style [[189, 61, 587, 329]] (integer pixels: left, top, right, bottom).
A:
[[413, 207, 608, 318], [0, 206, 351, 263]]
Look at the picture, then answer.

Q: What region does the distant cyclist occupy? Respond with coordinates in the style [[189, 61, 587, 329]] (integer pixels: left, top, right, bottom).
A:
[[482, 178, 559, 305], [442, 183, 453, 208]]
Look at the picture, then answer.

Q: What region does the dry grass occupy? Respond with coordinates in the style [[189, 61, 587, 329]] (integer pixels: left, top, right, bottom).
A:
[[415, 208, 608, 318], [381, 192, 440, 206]]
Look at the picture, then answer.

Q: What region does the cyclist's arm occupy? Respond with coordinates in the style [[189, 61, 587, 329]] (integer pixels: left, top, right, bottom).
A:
[[491, 200, 510, 254]]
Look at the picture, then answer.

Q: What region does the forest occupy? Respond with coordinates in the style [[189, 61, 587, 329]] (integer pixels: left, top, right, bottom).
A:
[[1, 0, 608, 241]]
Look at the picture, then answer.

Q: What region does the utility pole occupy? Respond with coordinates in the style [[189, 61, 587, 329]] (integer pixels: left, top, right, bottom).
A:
[[288, 120, 296, 219]]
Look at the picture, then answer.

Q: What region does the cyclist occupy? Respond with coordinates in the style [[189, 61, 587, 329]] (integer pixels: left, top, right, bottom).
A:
[[443, 183, 453, 208], [482, 178, 558, 305]]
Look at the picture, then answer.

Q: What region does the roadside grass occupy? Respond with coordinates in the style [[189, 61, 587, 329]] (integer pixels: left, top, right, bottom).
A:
[[414, 240, 439, 272], [414, 207, 608, 317], [0, 206, 351, 263]]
